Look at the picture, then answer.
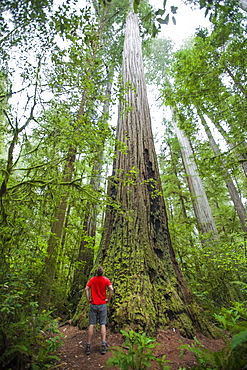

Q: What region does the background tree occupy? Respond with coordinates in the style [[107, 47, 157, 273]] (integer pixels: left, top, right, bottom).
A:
[[173, 112, 218, 239], [142, 4, 247, 311]]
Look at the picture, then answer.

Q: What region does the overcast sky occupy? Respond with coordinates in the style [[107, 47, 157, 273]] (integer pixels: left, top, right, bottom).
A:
[[149, 0, 212, 47]]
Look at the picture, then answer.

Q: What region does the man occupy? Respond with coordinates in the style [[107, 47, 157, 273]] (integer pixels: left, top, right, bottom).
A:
[[85, 266, 113, 356]]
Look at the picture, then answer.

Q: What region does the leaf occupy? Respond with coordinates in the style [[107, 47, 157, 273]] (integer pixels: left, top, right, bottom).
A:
[[143, 11, 152, 22], [155, 9, 165, 16], [133, 0, 140, 13], [171, 6, 178, 14], [157, 14, 169, 25], [152, 24, 160, 37], [199, 0, 206, 8], [163, 0, 167, 8], [231, 330, 247, 350], [172, 16, 176, 25]]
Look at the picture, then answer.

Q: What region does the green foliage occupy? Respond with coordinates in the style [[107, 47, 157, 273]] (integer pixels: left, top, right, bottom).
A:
[[106, 329, 171, 370], [0, 274, 63, 369], [178, 300, 247, 368], [179, 331, 247, 370], [158, 129, 247, 313], [0, 0, 118, 316], [214, 301, 247, 334]]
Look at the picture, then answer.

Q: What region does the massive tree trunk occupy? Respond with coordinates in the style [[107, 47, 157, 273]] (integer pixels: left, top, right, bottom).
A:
[[173, 113, 218, 239], [74, 10, 214, 337]]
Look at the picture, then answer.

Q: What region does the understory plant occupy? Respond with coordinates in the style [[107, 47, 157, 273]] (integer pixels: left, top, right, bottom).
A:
[[179, 331, 247, 370], [0, 275, 63, 369], [106, 329, 171, 370], [213, 301, 247, 334], [178, 299, 247, 369]]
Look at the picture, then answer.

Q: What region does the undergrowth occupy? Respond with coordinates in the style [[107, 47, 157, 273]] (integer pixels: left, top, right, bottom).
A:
[[106, 329, 171, 370], [0, 275, 63, 369], [179, 301, 247, 369]]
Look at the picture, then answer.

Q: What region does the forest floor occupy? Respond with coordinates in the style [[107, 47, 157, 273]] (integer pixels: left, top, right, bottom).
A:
[[53, 324, 226, 370]]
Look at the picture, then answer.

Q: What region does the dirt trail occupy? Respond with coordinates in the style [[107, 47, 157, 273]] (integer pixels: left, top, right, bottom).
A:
[[54, 324, 225, 369]]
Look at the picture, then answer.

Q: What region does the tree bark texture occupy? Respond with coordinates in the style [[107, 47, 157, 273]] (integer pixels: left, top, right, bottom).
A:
[[74, 10, 215, 337]]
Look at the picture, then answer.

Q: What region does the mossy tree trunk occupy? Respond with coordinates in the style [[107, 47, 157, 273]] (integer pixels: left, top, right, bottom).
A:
[[74, 10, 215, 338], [38, 85, 88, 311], [38, 147, 76, 311]]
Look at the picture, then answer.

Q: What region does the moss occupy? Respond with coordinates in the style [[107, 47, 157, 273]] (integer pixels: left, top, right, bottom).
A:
[[72, 295, 89, 329], [173, 313, 194, 338]]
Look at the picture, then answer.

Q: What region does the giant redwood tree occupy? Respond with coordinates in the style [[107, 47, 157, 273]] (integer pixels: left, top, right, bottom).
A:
[[75, 7, 214, 337]]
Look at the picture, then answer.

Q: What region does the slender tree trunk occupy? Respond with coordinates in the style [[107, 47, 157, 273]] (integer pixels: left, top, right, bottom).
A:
[[202, 109, 247, 177], [38, 78, 91, 311], [199, 112, 247, 235], [173, 113, 218, 239], [69, 156, 103, 309], [165, 140, 199, 272], [38, 148, 76, 310], [69, 79, 112, 310], [74, 10, 215, 338]]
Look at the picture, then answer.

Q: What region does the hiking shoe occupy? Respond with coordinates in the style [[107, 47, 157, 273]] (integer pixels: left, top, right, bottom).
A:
[[101, 343, 107, 355], [85, 344, 90, 355]]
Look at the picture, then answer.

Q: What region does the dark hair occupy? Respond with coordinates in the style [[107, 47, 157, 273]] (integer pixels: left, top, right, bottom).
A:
[[96, 266, 104, 276]]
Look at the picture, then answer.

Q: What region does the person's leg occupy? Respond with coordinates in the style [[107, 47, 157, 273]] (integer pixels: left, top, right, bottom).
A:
[[85, 324, 94, 355], [100, 324, 106, 342], [87, 324, 94, 344], [85, 305, 96, 355], [99, 305, 108, 355]]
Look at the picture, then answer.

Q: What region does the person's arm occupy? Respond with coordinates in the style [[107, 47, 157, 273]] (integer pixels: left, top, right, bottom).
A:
[[85, 285, 91, 303], [105, 284, 113, 303]]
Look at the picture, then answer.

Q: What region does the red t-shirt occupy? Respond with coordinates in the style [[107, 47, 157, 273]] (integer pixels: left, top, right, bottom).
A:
[[87, 276, 112, 305]]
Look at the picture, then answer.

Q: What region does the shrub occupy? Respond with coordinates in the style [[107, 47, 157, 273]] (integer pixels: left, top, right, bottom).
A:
[[106, 329, 171, 370], [0, 275, 63, 369]]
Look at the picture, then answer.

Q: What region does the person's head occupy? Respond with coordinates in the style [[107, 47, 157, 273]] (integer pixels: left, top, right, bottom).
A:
[[96, 266, 104, 276]]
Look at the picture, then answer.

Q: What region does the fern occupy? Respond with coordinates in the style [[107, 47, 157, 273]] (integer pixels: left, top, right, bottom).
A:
[[0, 344, 30, 366], [231, 329, 247, 350], [179, 331, 247, 370]]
